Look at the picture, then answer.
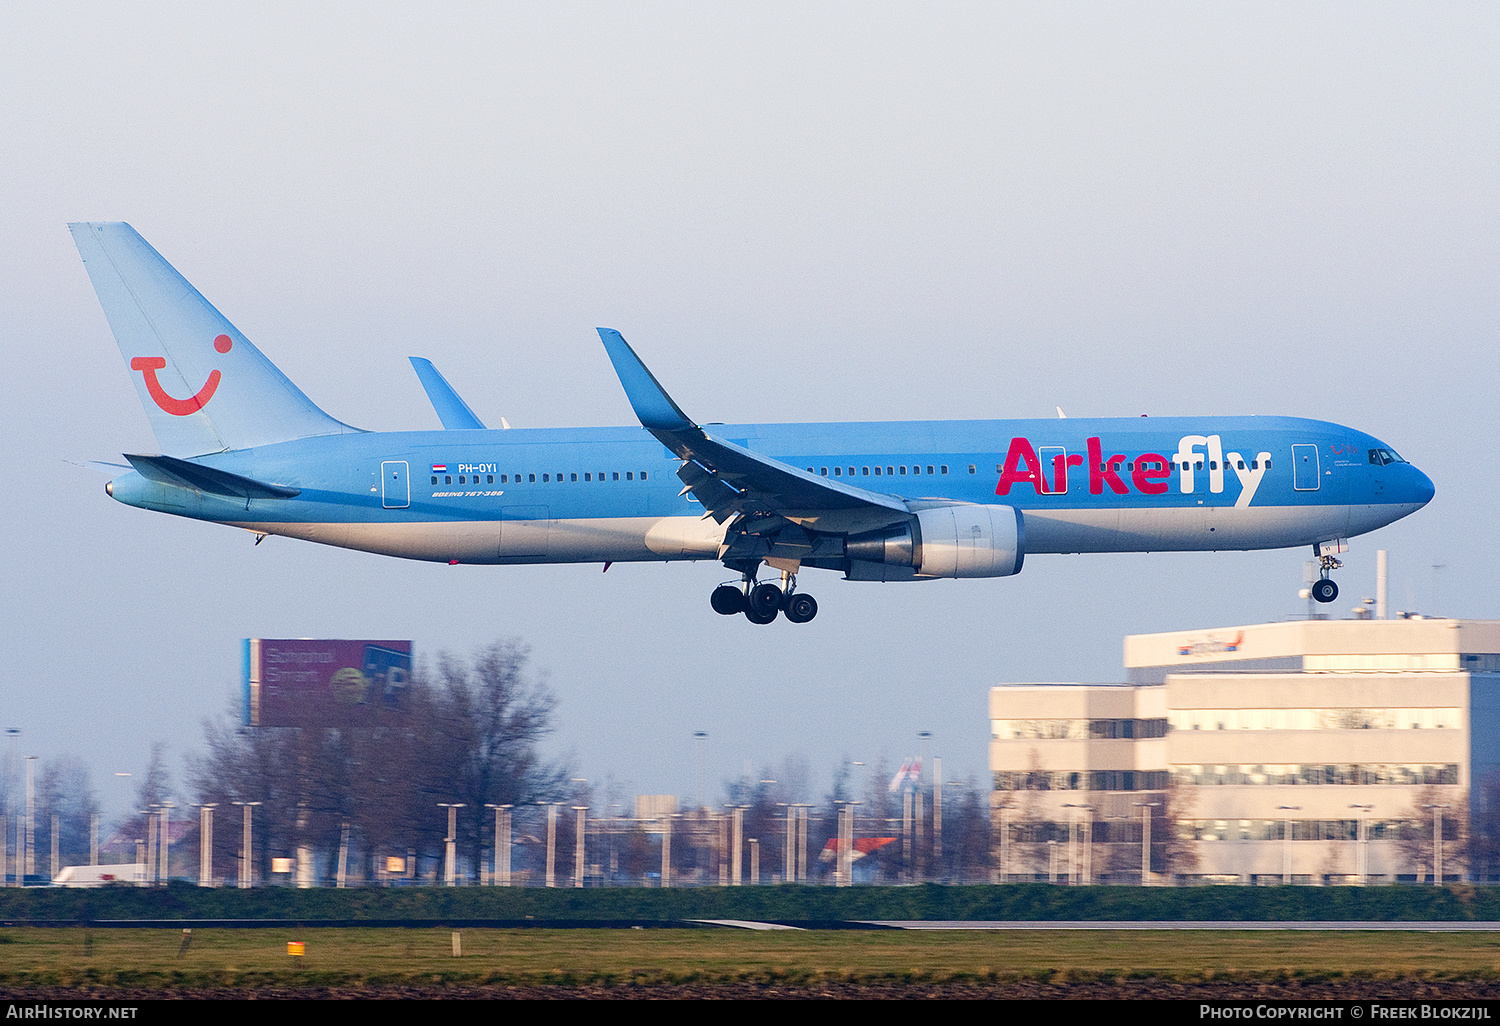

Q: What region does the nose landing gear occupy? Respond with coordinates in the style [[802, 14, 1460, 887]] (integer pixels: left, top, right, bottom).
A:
[[1310, 541, 1345, 604]]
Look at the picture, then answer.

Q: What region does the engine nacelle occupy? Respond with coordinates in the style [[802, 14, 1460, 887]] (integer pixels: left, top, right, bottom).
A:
[[844, 504, 1025, 580]]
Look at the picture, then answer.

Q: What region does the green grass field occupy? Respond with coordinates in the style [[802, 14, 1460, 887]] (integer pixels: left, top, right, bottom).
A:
[[5, 927, 1500, 995]]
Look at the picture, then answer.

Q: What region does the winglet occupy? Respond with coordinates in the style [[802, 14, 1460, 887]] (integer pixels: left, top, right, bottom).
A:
[[408, 357, 487, 429], [596, 328, 696, 432]]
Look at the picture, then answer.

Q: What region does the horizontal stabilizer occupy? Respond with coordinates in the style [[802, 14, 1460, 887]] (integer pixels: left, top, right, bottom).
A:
[[409, 357, 487, 429], [123, 454, 301, 499]]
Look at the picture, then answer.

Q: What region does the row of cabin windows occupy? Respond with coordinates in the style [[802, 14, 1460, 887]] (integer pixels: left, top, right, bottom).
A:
[[432, 471, 649, 486], [806, 464, 953, 477], [998, 459, 1273, 473]]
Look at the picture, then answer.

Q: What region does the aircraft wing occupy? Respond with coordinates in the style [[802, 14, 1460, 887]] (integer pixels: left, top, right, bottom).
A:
[[597, 328, 908, 524], [409, 357, 487, 430]]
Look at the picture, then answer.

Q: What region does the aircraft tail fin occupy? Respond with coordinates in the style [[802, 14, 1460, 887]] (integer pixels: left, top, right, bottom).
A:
[[70, 222, 356, 456]]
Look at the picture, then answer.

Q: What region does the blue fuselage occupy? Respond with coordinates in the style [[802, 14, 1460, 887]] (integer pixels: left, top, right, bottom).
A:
[[106, 414, 1433, 567]]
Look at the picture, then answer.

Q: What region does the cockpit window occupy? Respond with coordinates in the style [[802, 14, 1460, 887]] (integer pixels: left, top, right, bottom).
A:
[[1368, 448, 1406, 466]]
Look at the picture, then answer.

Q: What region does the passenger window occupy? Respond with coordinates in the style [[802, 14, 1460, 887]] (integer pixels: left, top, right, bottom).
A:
[[927, 466, 935, 475], [1236, 461, 1244, 471], [459, 476, 465, 484], [431, 476, 437, 485], [912, 465, 920, 475], [641, 471, 648, 480], [899, 466, 906, 475], [445, 476, 452, 484], [627, 472, 634, 480], [584, 473, 591, 481], [968, 465, 976, 474], [529, 474, 536, 483], [886, 466, 894, 476], [571, 473, 578, 482], [833, 467, 842, 477], [874, 467, 881, 476], [1250, 461, 1258, 470], [820, 467, 828, 476], [613, 472, 619, 481], [501, 475, 508, 483], [941, 466, 948, 474], [862, 467, 870, 476]]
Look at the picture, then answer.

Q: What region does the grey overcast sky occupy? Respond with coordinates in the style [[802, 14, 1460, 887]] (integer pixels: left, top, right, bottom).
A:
[[3, 2, 1496, 820]]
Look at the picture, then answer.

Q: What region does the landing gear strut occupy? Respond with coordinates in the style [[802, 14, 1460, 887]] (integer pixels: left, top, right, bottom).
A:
[[1311, 548, 1342, 604], [708, 566, 818, 624]]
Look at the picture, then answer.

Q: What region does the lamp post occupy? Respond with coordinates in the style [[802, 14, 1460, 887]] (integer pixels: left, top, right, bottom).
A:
[[197, 804, 216, 887], [543, 802, 558, 887], [486, 805, 512, 886], [1425, 804, 1451, 885], [438, 804, 465, 886], [1349, 804, 1373, 885], [231, 801, 260, 888], [572, 806, 588, 888], [1134, 801, 1160, 886], [1278, 806, 1301, 885]]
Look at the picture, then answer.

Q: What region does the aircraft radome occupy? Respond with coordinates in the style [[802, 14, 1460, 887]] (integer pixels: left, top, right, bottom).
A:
[[71, 223, 1434, 624]]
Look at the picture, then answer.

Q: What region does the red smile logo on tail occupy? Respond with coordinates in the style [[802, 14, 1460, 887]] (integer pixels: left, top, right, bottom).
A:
[[131, 334, 232, 415]]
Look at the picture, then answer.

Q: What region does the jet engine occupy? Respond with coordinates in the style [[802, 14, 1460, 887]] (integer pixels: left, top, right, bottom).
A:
[[844, 504, 1025, 580]]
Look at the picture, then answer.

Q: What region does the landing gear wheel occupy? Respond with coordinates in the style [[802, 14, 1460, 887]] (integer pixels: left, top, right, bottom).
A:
[[710, 584, 746, 615], [748, 583, 783, 618], [744, 605, 778, 625], [784, 593, 818, 624], [1311, 578, 1339, 604]]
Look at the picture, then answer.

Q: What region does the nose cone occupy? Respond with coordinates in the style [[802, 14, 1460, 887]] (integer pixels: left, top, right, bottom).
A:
[[1410, 465, 1436, 507]]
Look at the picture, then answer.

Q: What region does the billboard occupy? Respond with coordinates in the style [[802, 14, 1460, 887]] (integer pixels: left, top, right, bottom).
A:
[[243, 639, 413, 727]]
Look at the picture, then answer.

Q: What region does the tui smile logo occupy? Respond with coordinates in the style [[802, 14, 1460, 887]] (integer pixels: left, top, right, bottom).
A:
[[131, 334, 232, 415]]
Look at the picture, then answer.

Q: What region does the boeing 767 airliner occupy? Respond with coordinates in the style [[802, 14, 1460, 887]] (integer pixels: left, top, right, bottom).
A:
[[71, 223, 1434, 624]]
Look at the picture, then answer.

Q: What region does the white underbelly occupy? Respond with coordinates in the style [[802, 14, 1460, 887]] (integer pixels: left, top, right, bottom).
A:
[[227, 515, 727, 565], [1022, 503, 1420, 553]]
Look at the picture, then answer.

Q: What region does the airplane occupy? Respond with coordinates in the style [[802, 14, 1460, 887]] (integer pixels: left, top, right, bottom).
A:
[[70, 222, 1435, 625]]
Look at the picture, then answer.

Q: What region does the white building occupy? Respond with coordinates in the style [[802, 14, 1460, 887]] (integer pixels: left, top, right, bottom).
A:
[[991, 618, 1500, 883]]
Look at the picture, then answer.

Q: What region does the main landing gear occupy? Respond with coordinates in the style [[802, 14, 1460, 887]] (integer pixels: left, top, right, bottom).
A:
[[710, 569, 818, 625]]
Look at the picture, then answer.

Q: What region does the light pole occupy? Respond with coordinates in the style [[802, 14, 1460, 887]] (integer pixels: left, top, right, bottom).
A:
[[1279, 806, 1301, 885], [1134, 801, 1160, 885], [231, 801, 259, 888], [1350, 804, 1373, 885], [486, 805, 512, 886], [159, 801, 174, 885], [573, 806, 588, 888], [438, 804, 465, 886], [728, 805, 745, 885], [693, 731, 708, 811], [197, 804, 216, 887], [544, 802, 558, 887], [1425, 804, 1451, 885], [1063, 804, 1093, 885], [660, 813, 673, 888]]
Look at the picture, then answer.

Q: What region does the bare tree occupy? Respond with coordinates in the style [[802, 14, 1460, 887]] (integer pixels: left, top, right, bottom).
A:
[[1399, 784, 1467, 883]]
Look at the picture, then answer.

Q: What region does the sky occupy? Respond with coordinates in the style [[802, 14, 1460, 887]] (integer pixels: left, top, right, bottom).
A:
[[3, 2, 1497, 825]]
